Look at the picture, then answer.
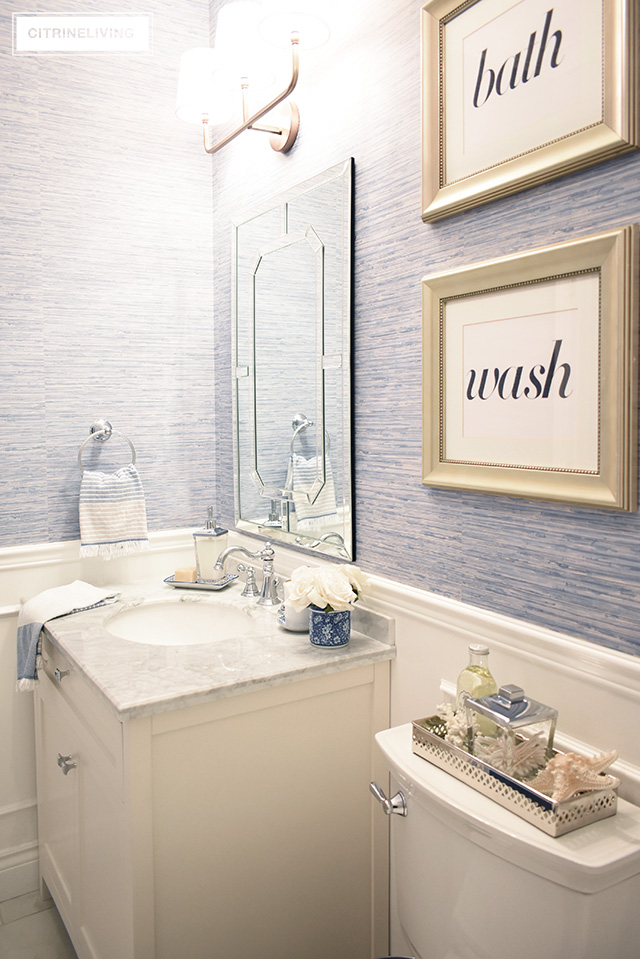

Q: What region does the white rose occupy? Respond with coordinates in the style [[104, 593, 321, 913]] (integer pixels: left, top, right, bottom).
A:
[[337, 565, 370, 602], [307, 566, 356, 611], [286, 565, 358, 612], [286, 566, 317, 611]]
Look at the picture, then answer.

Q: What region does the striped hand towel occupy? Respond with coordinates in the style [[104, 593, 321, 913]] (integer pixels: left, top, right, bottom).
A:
[[17, 580, 120, 691], [291, 453, 338, 529], [79, 463, 150, 559]]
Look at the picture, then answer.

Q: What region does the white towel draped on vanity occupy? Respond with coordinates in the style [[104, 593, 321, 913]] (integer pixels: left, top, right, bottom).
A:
[[16, 581, 120, 691]]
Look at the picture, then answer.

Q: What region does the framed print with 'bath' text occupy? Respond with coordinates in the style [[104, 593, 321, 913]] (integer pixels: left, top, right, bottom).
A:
[[421, 0, 639, 221]]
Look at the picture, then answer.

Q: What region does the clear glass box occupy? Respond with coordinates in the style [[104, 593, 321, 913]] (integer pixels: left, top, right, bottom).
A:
[[464, 684, 558, 780]]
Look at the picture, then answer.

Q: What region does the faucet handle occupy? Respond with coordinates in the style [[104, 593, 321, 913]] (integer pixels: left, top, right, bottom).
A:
[[256, 541, 280, 606], [260, 541, 275, 562], [237, 564, 260, 599]]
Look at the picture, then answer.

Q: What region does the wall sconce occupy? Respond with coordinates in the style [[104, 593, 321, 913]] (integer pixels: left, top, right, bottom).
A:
[[176, 1, 329, 156]]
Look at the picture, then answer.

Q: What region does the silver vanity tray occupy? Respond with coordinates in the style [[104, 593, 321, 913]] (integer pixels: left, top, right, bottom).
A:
[[164, 574, 238, 591], [412, 716, 618, 837]]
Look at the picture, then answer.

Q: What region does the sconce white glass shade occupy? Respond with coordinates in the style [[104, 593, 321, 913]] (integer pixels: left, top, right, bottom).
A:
[[258, 0, 330, 49], [176, 47, 234, 125], [215, 1, 274, 88]]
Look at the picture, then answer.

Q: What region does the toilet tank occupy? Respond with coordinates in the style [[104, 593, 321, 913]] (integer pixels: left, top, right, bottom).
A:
[[376, 724, 640, 959]]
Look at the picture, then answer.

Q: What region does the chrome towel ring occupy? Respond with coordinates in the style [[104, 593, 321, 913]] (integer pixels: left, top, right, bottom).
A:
[[290, 413, 331, 456], [78, 419, 136, 474], [290, 413, 313, 455]]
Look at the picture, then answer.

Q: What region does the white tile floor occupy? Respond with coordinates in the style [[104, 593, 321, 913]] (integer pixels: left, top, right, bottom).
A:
[[0, 890, 78, 959]]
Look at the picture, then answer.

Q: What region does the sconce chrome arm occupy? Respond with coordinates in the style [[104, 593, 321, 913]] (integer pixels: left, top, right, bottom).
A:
[[202, 34, 300, 155]]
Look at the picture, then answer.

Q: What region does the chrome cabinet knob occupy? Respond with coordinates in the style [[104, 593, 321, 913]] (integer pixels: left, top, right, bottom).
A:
[[369, 781, 407, 816], [54, 667, 70, 682], [57, 753, 77, 776]]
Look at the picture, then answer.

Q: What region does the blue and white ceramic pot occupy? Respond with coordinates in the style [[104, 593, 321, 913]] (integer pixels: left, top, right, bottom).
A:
[[308, 606, 351, 647]]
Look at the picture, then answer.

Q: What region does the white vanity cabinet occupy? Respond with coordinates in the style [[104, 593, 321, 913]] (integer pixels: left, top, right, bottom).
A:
[[35, 637, 132, 959], [35, 632, 391, 959]]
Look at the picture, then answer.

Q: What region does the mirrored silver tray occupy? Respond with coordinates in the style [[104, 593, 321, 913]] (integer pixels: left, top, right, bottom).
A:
[[164, 574, 238, 591], [412, 716, 618, 837]]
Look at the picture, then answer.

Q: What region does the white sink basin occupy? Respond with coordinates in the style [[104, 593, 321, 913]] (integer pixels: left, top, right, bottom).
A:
[[105, 600, 254, 646]]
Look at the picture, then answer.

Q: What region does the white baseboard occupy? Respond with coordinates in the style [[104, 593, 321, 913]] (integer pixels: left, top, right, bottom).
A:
[[0, 801, 40, 902], [0, 842, 39, 902]]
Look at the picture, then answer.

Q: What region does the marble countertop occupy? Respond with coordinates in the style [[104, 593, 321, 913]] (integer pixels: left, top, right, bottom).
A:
[[43, 579, 395, 722]]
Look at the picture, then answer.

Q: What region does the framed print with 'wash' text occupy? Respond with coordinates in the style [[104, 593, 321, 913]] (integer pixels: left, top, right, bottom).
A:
[[422, 225, 638, 510], [421, 0, 639, 221]]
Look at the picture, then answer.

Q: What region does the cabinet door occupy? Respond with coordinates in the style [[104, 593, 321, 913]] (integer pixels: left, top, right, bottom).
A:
[[36, 672, 133, 959], [35, 674, 80, 924], [151, 668, 388, 959]]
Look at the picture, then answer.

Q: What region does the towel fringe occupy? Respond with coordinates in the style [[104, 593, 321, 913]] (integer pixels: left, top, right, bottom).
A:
[[80, 539, 150, 560]]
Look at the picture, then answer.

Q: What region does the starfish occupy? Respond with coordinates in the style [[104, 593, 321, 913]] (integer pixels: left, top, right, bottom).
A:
[[530, 750, 619, 802]]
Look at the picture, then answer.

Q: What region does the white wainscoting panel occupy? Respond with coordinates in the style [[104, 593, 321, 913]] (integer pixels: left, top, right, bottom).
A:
[[2, 528, 639, 910], [365, 575, 640, 805]]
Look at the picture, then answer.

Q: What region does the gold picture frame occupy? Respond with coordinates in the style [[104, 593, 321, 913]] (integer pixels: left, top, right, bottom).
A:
[[422, 225, 638, 510], [421, 0, 638, 222]]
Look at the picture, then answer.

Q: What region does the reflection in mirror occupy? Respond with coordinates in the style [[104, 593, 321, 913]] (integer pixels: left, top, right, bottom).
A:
[[233, 159, 353, 560]]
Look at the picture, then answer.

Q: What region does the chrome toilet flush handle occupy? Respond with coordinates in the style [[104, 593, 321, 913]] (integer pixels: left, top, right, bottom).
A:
[[369, 781, 408, 816], [54, 667, 70, 682]]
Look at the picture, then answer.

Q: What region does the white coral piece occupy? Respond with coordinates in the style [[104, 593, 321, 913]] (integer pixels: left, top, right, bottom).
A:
[[436, 702, 455, 725], [436, 702, 474, 750], [474, 730, 548, 779]]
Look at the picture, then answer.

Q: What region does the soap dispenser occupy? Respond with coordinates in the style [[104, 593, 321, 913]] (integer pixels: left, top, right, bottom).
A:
[[193, 508, 228, 583]]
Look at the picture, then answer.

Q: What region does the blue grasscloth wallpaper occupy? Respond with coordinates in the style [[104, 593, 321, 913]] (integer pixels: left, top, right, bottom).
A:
[[2, 0, 640, 657], [0, 0, 216, 542], [210, 0, 640, 658]]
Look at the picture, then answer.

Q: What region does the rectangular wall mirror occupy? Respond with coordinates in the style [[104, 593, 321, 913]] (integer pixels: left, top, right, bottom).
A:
[[233, 158, 354, 560]]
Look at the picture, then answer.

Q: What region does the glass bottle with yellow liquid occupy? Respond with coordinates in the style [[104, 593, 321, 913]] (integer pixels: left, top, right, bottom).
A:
[[456, 644, 498, 736]]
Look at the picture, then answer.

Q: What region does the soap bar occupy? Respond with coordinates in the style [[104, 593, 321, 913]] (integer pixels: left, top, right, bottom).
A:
[[174, 566, 197, 583]]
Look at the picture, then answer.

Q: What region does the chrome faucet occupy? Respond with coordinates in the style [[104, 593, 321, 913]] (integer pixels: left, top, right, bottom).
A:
[[214, 541, 280, 606]]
